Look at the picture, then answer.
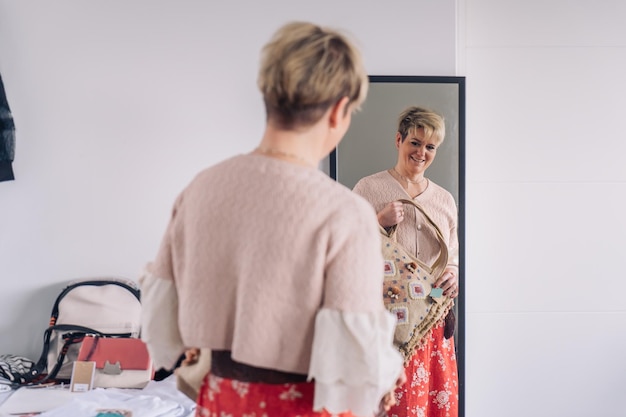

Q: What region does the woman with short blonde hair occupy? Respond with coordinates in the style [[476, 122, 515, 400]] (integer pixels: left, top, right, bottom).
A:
[[258, 22, 368, 129], [141, 21, 404, 417]]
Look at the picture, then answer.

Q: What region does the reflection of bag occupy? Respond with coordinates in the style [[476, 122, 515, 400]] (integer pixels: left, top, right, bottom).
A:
[[381, 199, 454, 362], [77, 335, 153, 389]]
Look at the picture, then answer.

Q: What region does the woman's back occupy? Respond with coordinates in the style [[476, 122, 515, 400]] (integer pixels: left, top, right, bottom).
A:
[[153, 153, 386, 374], [142, 21, 405, 416]]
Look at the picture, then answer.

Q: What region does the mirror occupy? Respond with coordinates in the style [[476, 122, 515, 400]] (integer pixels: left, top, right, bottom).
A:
[[325, 75, 465, 416]]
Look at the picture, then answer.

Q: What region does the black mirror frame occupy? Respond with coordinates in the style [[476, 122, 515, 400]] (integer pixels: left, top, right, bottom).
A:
[[328, 75, 466, 417]]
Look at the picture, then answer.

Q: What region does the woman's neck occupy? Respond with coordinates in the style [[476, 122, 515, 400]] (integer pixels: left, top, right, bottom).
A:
[[255, 126, 321, 168], [392, 166, 425, 185], [255, 105, 344, 168], [390, 167, 429, 198]]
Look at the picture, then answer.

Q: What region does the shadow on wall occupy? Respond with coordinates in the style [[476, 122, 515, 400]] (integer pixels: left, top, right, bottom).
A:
[[3, 281, 70, 361]]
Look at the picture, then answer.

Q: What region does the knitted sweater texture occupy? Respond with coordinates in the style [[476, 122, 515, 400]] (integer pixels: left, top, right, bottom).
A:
[[151, 153, 387, 374], [353, 170, 459, 271]]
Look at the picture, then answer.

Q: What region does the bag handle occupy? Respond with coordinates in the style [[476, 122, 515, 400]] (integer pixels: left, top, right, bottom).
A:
[[25, 324, 130, 386], [385, 199, 449, 274], [82, 335, 100, 361]]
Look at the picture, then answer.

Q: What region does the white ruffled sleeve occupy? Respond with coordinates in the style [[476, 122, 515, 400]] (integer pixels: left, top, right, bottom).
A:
[[308, 308, 404, 417], [139, 264, 186, 370]]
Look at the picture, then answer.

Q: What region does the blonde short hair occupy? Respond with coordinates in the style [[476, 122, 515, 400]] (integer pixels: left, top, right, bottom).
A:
[[258, 22, 368, 129], [397, 106, 446, 145]]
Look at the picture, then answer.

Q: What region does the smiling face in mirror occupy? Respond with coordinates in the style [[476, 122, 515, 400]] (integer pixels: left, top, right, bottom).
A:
[[393, 105, 446, 182], [395, 128, 439, 180]]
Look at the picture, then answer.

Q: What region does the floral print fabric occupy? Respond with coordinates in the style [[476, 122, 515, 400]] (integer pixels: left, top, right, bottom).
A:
[[195, 374, 357, 417], [387, 324, 458, 417]]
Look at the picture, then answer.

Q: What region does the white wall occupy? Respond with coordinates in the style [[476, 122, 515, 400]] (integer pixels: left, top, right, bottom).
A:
[[0, 0, 456, 368], [9, 1, 623, 416], [462, 1, 626, 416]]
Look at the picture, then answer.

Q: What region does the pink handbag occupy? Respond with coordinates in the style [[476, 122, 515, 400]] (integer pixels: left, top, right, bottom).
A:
[[77, 335, 153, 389]]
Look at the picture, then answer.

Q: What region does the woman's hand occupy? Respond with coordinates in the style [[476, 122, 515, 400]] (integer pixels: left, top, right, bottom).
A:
[[377, 201, 405, 228], [181, 348, 200, 366], [435, 267, 459, 298]]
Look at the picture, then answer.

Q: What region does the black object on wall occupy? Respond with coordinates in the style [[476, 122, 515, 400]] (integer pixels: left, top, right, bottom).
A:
[[0, 73, 16, 182]]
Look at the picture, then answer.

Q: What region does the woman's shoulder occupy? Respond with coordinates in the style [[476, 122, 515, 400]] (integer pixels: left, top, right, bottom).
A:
[[353, 170, 401, 206], [352, 170, 393, 193], [183, 154, 245, 185], [323, 176, 377, 214], [353, 170, 390, 185]]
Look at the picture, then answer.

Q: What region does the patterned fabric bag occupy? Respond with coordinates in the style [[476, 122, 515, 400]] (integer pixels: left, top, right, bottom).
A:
[[381, 199, 454, 362]]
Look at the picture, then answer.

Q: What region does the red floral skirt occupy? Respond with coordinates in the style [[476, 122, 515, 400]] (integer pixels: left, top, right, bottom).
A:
[[195, 373, 356, 417], [386, 324, 458, 417]]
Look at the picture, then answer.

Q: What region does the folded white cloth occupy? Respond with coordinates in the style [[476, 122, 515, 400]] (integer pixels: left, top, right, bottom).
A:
[[37, 375, 196, 417]]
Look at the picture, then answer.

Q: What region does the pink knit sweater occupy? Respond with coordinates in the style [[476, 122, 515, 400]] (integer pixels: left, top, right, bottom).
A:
[[353, 170, 459, 271], [150, 153, 389, 374]]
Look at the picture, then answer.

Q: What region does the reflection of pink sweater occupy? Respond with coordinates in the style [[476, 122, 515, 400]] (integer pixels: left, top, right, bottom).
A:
[[353, 170, 459, 271], [151, 154, 388, 374]]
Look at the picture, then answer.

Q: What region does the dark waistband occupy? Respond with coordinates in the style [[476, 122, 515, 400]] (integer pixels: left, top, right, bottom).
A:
[[210, 350, 308, 384]]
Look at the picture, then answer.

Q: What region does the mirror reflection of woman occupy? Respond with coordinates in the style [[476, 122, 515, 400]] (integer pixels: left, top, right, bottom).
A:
[[353, 106, 459, 417]]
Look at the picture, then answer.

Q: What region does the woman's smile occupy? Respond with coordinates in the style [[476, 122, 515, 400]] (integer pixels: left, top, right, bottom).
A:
[[396, 128, 438, 177]]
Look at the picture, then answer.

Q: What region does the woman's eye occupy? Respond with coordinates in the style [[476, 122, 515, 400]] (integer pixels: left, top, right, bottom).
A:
[[427, 145, 436, 151]]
